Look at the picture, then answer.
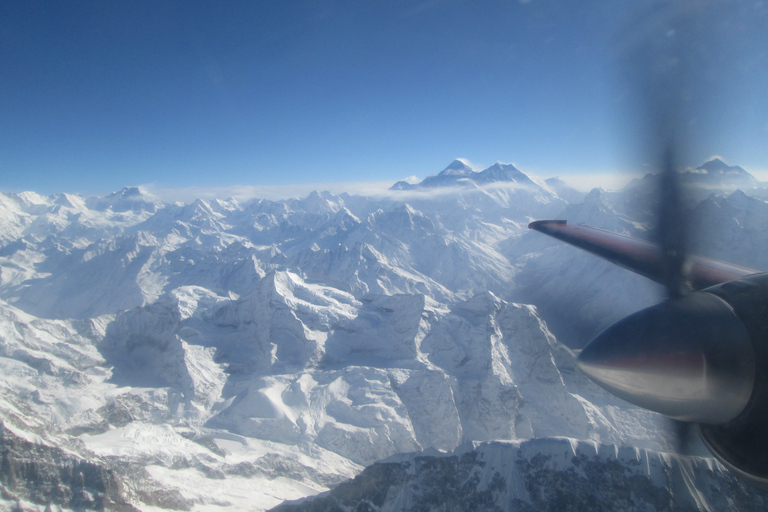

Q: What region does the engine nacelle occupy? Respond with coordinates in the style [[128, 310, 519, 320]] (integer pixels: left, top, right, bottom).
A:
[[699, 273, 768, 489], [577, 272, 768, 488]]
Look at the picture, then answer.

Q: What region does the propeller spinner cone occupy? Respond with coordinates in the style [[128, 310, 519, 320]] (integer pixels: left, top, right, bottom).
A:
[[577, 291, 755, 424]]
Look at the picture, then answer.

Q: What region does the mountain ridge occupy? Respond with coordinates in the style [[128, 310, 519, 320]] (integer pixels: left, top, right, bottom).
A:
[[273, 438, 767, 512], [1, 158, 767, 510], [391, 160, 542, 191]]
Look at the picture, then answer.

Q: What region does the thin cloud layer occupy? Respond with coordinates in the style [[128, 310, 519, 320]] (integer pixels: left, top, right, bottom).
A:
[[557, 173, 642, 192], [147, 175, 583, 204], [147, 181, 398, 203]]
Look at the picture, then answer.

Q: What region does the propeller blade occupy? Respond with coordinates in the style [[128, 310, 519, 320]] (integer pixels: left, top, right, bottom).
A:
[[619, 1, 700, 457], [671, 418, 696, 456], [656, 145, 691, 298]]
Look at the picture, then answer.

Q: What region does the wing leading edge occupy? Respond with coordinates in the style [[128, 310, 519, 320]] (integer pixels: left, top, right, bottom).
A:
[[528, 220, 760, 290]]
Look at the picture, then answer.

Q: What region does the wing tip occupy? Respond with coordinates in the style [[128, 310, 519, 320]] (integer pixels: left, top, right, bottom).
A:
[[528, 219, 567, 230]]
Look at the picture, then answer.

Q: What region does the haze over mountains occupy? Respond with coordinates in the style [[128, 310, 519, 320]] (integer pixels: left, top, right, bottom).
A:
[[0, 159, 766, 511]]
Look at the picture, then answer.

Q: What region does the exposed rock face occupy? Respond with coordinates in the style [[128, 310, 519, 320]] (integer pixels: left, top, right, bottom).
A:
[[273, 439, 768, 512], [0, 422, 138, 512]]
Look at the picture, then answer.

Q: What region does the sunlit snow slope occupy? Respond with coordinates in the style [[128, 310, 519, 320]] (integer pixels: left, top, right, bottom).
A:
[[0, 160, 766, 511]]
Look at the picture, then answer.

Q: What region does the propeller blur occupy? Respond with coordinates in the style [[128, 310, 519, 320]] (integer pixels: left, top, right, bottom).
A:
[[529, 219, 768, 489]]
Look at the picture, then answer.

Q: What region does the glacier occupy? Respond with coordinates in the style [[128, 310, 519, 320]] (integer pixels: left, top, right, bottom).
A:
[[0, 160, 766, 511]]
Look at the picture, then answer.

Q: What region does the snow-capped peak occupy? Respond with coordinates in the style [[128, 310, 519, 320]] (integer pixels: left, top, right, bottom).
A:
[[440, 158, 476, 176], [475, 162, 536, 187], [688, 158, 759, 188], [86, 186, 161, 213]]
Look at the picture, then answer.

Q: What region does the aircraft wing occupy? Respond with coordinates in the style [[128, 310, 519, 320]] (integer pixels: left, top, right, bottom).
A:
[[528, 220, 760, 290]]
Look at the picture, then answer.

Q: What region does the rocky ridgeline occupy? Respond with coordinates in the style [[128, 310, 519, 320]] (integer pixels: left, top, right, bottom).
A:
[[0, 159, 766, 510], [274, 439, 768, 512]]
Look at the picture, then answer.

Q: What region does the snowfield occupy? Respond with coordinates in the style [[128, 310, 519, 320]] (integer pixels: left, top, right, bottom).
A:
[[0, 159, 766, 511]]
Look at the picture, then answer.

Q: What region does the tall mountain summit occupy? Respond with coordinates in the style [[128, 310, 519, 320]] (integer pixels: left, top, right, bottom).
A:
[[683, 157, 760, 190], [391, 159, 539, 190]]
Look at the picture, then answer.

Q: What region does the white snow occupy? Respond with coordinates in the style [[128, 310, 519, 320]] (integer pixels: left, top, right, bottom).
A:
[[0, 168, 763, 510]]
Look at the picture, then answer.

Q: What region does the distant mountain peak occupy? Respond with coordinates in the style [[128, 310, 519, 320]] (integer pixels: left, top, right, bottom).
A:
[[86, 185, 160, 213], [390, 180, 413, 191], [394, 159, 542, 191], [699, 157, 728, 169], [117, 186, 148, 197], [475, 162, 535, 186], [625, 158, 760, 194], [694, 158, 750, 176], [684, 158, 758, 189], [440, 159, 476, 176]]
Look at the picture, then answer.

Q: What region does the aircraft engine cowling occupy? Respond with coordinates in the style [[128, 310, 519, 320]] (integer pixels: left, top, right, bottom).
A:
[[699, 273, 768, 488], [577, 272, 768, 488]]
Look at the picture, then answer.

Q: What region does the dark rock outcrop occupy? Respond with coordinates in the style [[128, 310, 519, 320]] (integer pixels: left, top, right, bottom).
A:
[[0, 421, 137, 511], [272, 439, 768, 512]]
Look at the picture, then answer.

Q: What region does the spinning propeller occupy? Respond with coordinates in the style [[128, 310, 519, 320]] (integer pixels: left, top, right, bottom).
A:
[[530, 1, 768, 488]]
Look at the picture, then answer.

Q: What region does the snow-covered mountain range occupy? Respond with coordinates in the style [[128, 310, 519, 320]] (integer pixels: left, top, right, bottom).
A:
[[1, 159, 766, 511]]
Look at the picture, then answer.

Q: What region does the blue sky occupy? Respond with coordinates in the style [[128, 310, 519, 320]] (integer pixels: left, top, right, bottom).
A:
[[2, 0, 767, 196]]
